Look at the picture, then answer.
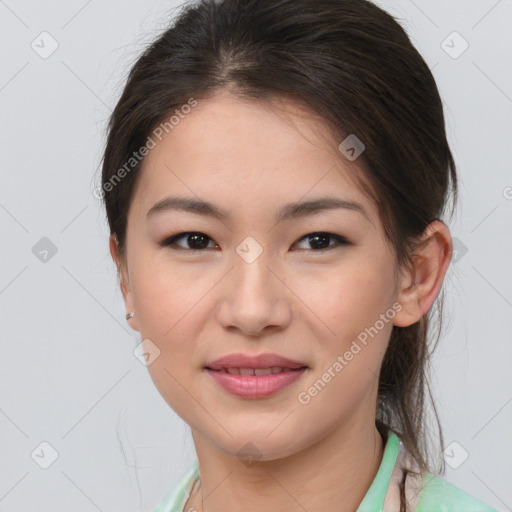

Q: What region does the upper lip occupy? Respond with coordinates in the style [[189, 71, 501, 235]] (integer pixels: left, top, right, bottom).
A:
[[205, 353, 308, 370]]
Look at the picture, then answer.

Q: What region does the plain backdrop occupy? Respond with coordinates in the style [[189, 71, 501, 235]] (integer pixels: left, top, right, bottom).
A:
[[0, 1, 511, 511]]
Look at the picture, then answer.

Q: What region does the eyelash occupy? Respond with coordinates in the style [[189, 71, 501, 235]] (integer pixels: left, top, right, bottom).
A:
[[159, 231, 351, 253]]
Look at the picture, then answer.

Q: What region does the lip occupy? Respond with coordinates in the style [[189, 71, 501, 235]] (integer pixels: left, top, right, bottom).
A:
[[205, 352, 308, 370], [204, 352, 309, 399]]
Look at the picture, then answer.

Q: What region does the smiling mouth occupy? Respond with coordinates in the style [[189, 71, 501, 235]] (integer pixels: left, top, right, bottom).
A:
[[204, 365, 309, 399]]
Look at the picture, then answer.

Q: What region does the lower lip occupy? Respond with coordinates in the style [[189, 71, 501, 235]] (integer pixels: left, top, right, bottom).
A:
[[205, 368, 308, 399]]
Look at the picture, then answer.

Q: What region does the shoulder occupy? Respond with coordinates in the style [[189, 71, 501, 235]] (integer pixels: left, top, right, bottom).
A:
[[388, 435, 500, 512], [416, 472, 501, 512]]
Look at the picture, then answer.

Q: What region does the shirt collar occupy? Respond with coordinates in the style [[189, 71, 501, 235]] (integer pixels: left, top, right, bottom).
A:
[[357, 431, 401, 512]]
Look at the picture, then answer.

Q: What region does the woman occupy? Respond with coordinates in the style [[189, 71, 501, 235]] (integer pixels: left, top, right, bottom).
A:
[[101, 0, 500, 510]]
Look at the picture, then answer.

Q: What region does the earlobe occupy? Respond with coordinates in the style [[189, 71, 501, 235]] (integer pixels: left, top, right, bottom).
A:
[[109, 234, 140, 331], [392, 220, 453, 328]]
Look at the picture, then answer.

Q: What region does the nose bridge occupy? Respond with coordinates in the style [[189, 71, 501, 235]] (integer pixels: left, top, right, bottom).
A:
[[233, 233, 275, 290], [233, 245, 277, 305], [217, 244, 290, 335]]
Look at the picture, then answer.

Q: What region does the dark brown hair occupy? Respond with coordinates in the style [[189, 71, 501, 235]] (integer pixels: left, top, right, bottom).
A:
[[100, 0, 457, 508]]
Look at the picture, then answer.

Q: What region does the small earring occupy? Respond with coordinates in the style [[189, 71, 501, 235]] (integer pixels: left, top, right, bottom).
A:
[[126, 312, 134, 321]]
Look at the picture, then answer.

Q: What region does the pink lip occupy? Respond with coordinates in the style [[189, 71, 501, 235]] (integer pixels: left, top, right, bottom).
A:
[[204, 352, 309, 399], [205, 367, 308, 399], [205, 352, 307, 370]]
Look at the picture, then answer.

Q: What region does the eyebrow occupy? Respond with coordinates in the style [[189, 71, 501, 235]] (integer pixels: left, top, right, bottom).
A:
[[146, 195, 371, 224]]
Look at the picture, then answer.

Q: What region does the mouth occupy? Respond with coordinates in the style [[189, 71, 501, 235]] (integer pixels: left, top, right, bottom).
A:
[[203, 352, 309, 398]]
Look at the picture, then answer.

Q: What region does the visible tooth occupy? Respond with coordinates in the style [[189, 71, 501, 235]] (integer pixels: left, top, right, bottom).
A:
[[254, 368, 273, 376], [220, 367, 300, 375]]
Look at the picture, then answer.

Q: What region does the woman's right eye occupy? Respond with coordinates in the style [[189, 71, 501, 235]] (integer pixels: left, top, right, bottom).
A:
[[159, 232, 219, 251]]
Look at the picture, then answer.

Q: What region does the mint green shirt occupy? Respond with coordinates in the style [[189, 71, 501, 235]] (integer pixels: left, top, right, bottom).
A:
[[154, 432, 499, 512]]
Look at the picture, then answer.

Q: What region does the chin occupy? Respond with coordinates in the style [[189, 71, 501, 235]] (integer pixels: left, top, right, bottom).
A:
[[213, 427, 308, 463]]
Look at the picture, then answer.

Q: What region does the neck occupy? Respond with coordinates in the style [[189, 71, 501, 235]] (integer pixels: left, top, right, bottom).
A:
[[185, 421, 385, 512]]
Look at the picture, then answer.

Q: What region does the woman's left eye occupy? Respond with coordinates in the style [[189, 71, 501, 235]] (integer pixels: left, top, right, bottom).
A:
[[293, 232, 351, 251], [159, 231, 350, 252]]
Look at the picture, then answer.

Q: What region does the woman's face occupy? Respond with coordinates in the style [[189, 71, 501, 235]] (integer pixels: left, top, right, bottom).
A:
[[116, 91, 405, 460]]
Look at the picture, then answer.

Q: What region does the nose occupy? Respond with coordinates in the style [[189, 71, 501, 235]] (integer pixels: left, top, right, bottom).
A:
[[216, 255, 292, 337]]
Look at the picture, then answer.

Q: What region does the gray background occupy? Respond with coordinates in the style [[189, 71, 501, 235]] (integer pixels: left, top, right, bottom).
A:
[[0, 0, 511, 511]]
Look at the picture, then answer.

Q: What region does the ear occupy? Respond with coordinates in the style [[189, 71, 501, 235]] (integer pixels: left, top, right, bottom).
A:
[[392, 220, 453, 328], [109, 234, 140, 331]]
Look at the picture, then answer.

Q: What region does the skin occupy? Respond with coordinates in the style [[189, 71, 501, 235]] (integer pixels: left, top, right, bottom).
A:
[[110, 89, 452, 512]]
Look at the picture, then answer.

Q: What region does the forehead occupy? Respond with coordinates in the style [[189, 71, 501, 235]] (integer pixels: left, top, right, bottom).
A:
[[145, 91, 347, 170], [131, 91, 378, 224]]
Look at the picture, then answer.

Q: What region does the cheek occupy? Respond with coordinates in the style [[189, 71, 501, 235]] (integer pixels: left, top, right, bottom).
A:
[[136, 266, 206, 418], [296, 254, 396, 396], [130, 253, 207, 338], [297, 271, 394, 420], [129, 254, 224, 372], [300, 259, 395, 339]]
